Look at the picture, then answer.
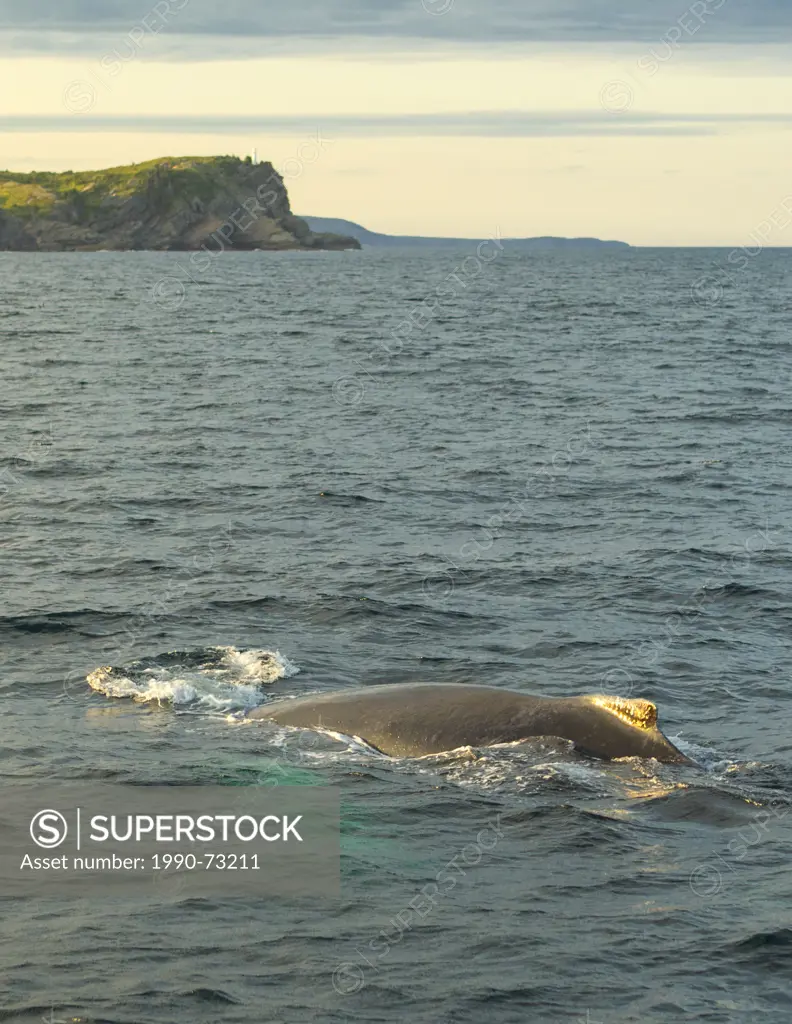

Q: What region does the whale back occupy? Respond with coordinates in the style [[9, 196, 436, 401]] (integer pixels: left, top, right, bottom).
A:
[[255, 682, 533, 758], [250, 683, 691, 763]]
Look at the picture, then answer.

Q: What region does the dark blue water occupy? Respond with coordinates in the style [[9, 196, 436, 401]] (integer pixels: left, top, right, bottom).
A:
[[2, 246, 792, 1023]]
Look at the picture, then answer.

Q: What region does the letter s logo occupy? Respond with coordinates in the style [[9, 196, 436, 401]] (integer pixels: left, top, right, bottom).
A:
[[30, 810, 68, 848]]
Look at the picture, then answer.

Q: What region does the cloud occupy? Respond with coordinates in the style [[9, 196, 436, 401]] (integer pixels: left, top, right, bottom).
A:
[[2, 0, 792, 55], [2, 110, 790, 136]]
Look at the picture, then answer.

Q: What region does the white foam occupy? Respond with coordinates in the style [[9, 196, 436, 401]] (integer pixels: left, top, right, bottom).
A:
[[213, 645, 300, 683], [86, 646, 299, 712]]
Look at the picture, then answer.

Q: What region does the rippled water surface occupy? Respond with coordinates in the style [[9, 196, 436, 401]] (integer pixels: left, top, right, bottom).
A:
[[2, 247, 792, 1023]]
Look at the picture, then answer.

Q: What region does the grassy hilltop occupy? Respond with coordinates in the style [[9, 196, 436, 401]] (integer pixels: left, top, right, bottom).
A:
[[0, 156, 245, 217], [0, 156, 360, 252]]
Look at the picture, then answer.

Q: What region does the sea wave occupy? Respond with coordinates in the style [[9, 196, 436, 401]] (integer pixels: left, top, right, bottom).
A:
[[86, 645, 299, 711]]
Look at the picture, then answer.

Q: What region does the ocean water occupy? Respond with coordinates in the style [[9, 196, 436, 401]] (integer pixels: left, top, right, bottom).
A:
[[2, 245, 792, 1023]]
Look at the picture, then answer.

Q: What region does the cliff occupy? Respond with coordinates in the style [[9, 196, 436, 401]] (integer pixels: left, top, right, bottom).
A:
[[0, 156, 361, 252], [300, 217, 631, 250]]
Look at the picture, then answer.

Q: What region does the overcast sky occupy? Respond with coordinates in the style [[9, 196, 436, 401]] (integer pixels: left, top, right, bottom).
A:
[[2, 1, 792, 243]]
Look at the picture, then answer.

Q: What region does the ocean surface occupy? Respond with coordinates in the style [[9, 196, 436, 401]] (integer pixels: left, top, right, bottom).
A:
[[2, 245, 792, 1023]]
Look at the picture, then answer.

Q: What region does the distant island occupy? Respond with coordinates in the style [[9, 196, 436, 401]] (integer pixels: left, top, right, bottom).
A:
[[300, 217, 630, 250], [0, 156, 360, 252]]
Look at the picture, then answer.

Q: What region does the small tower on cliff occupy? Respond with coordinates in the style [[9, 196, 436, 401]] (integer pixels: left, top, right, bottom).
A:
[[252, 148, 258, 166]]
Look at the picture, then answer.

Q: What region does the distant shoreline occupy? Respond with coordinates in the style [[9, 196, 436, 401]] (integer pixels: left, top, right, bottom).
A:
[[300, 216, 631, 250]]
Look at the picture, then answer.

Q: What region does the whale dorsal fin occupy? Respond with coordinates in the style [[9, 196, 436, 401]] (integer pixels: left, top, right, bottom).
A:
[[592, 696, 657, 730]]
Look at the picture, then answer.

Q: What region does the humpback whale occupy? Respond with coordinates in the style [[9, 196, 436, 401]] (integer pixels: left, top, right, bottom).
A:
[[248, 683, 691, 763]]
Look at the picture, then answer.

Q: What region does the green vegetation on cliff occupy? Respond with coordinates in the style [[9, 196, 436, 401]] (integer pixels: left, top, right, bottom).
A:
[[0, 156, 360, 252], [0, 156, 247, 217]]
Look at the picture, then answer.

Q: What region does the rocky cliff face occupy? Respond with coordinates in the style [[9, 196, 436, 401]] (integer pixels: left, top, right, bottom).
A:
[[0, 156, 361, 253]]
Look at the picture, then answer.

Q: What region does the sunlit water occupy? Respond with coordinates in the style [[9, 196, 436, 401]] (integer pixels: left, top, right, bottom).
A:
[[2, 246, 792, 1023]]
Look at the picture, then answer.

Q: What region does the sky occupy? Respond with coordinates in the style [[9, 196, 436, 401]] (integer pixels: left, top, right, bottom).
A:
[[2, 0, 792, 244]]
